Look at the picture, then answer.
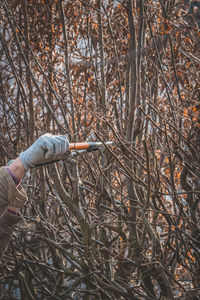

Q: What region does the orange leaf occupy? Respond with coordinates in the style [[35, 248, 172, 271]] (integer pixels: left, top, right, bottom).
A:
[[166, 168, 170, 174], [160, 24, 164, 36], [52, 25, 55, 33], [93, 22, 98, 29], [184, 109, 187, 117]]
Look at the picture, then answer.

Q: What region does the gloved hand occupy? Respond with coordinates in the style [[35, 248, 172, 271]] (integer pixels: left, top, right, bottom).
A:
[[19, 133, 69, 171]]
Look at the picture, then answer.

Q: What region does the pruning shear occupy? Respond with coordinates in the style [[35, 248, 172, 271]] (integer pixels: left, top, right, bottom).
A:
[[34, 141, 115, 168]]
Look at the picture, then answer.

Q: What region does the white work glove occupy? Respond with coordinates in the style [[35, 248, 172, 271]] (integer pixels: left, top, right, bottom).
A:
[[19, 133, 69, 171]]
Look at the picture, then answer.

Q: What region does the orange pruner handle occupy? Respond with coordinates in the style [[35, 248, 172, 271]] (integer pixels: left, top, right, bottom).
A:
[[69, 142, 104, 151], [69, 142, 91, 151]]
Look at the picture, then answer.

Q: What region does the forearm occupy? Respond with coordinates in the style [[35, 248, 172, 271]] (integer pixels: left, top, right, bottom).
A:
[[0, 133, 68, 259], [0, 159, 27, 259], [0, 164, 27, 259], [8, 157, 26, 181], [6, 158, 25, 213], [0, 166, 27, 218]]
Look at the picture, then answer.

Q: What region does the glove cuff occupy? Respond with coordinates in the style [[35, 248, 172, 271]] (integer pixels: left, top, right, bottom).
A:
[[19, 151, 33, 171]]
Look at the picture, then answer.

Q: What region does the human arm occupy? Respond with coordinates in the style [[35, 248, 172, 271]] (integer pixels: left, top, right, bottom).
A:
[[6, 157, 26, 214], [0, 133, 69, 259], [0, 164, 27, 219], [0, 133, 69, 217], [0, 164, 27, 259]]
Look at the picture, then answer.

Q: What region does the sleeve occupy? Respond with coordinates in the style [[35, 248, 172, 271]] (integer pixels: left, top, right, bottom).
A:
[[0, 211, 23, 259], [0, 167, 27, 218]]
